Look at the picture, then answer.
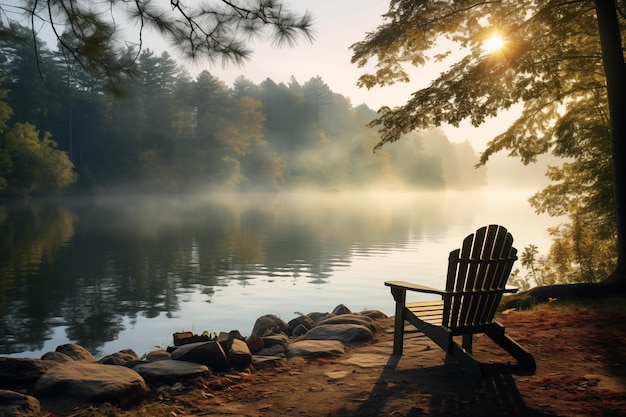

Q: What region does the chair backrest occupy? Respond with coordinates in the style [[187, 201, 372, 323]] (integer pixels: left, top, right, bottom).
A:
[[442, 225, 517, 330]]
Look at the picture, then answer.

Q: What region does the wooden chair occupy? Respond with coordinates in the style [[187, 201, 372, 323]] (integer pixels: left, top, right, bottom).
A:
[[385, 224, 536, 377]]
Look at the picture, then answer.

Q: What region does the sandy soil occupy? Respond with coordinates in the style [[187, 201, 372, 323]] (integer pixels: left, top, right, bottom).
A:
[[71, 306, 626, 417]]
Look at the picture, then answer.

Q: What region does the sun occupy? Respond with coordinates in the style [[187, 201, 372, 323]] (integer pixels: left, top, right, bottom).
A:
[[482, 33, 506, 54]]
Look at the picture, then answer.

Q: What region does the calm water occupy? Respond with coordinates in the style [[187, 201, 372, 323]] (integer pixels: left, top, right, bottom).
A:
[[1, 190, 556, 358]]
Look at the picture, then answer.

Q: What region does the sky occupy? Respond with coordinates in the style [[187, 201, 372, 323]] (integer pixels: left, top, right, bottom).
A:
[[174, 0, 521, 152], [4, 0, 520, 151]]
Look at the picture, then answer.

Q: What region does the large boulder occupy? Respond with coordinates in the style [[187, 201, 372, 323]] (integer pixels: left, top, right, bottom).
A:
[[0, 357, 58, 392], [34, 362, 149, 413], [0, 389, 42, 417]]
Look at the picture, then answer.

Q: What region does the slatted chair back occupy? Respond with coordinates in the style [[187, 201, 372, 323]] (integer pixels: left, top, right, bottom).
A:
[[441, 224, 517, 331]]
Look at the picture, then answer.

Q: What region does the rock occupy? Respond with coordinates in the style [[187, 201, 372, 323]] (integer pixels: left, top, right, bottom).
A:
[[318, 314, 382, 333], [251, 314, 289, 337], [307, 312, 333, 324], [331, 304, 352, 315], [255, 344, 285, 357], [286, 340, 345, 359], [40, 351, 73, 363], [252, 356, 286, 370], [302, 323, 374, 345], [55, 343, 96, 362], [246, 334, 264, 354], [133, 360, 209, 384], [359, 309, 388, 320], [145, 350, 171, 362], [173, 331, 194, 346], [34, 362, 149, 413], [288, 315, 316, 335], [261, 334, 289, 349], [0, 357, 58, 392], [0, 389, 42, 417], [170, 341, 229, 372], [291, 324, 309, 336], [227, 338, 252, 371], [99, 350, 140, 366]]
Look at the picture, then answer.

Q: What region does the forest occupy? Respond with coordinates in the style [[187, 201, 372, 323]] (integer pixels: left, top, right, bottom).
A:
[[0, 25, 486, 196]]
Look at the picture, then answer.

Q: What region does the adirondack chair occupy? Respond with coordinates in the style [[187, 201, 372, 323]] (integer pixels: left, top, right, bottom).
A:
[[385, 224, 536, 377]]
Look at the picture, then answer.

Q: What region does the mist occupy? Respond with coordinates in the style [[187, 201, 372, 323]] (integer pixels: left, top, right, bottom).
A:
[[0, 34, 553, 197]]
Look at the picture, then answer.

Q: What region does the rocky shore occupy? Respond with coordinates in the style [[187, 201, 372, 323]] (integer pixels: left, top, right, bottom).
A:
[[0, 304, 387, 416]]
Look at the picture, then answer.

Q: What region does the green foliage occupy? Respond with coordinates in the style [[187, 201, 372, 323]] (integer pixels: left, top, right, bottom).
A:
[[352, 0, 625, 283], [0, 80, 76, 195], [1, 122, 76, 195], [2, 1, 313, 88], [0, 24, 487, 194]]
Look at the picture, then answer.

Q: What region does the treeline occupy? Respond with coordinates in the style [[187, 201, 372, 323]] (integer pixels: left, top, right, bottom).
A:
[[0, 25, 486, 195]]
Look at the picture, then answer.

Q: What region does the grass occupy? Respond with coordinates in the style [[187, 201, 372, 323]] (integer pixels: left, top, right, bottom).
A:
[[504, 294, 626, 316]]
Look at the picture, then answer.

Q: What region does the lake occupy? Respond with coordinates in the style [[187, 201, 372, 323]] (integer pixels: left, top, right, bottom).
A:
[[0, 190, 557, 359]]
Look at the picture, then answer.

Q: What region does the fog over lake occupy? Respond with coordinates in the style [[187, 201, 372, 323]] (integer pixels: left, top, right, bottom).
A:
[[1, 190, 556, 358]]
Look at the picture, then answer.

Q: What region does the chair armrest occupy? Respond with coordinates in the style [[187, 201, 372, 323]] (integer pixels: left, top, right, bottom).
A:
[[504, 286, 519, 294], [385, 280, 445, 296], [386, 281, 520, 295]]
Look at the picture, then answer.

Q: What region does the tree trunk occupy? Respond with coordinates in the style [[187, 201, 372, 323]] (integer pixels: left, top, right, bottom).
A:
[[594, 0, 626, 287]]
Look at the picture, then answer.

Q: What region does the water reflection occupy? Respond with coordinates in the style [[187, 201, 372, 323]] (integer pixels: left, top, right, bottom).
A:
[[0, 191, 550, 358]]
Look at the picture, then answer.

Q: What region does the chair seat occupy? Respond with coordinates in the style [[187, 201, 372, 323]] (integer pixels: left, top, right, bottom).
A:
[[406, 300, 445, 326]]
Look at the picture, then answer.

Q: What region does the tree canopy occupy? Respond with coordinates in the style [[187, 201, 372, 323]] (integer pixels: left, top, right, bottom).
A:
[[351, 0, 626, 287], [0, 0, 314, 89], [0, 27, 488, 196]]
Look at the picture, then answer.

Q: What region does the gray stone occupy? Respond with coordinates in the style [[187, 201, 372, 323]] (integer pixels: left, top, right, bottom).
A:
[[0, 357, 58, 392], [307, 312, 333, 324], [252, 356, 287, 370], [55, 343, 96, 362], [261, 334, 289, 349], [286, 340, 345, 359], [0, 389, 42, 417], [287, 315, 315, 335], [359, 309, 388, 320], [318, 314, 381, 333], [331, 304, 352, 315], [40, 351, 73, 363], [251, 314, 289, 337], [99, 350, 139, 366], [255, 344, 285, 357], [145, 349, 171, 362], [33, 361, 147, 412], [170, 341, 229, 372], [291, 323, 309, 336], [34, 362, 148, 413], [228, 338, 252, 371], [302, 323, 374, 345], [133, 360, 209, 384]]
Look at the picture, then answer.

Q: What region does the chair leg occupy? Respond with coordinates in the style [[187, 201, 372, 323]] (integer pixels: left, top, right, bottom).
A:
[[449, 341, 483, 377], [390, 287, 407, 356], [486, 323, 536, 371], [462, 334, 473, 353]]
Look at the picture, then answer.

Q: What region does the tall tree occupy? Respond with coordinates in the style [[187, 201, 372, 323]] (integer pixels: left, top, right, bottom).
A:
[[0, 0, 313, 86], [351, 0, 626, 288]]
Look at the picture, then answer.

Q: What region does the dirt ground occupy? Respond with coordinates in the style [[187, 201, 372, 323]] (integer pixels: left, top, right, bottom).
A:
[[72, 306, 626, 417]]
